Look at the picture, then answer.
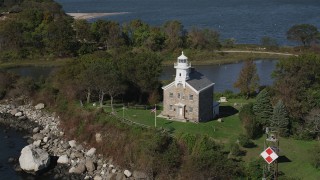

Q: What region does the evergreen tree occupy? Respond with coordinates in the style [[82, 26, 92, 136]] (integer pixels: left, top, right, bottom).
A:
[[253, 89, 273, 126], [271, 100, 290, 136], [239, 103, 263, 139]]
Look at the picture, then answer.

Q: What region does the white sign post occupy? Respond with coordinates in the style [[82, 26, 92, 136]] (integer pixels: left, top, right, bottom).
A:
[[260, 147, 279, 164]]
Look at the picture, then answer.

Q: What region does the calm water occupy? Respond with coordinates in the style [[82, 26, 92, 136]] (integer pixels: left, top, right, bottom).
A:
[[55, 0, 320, 44], [4, 59, 276, 92], [0, 126, 27, 180], [161, 59, 277, 92], [4, 66, 55, 80]]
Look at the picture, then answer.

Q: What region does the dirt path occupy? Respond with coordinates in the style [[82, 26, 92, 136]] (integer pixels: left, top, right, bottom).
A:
[[217, 50, 298, 56]]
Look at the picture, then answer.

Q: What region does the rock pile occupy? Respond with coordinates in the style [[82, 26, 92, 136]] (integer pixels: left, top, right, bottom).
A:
[[0, 103, 149, 180]]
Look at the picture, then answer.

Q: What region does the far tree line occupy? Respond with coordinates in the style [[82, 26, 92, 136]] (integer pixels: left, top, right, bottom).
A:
[[1, 0, 320, 61]]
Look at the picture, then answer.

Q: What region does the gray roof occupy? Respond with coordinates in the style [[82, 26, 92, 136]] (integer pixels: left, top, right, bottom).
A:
[[187, 69, 214, 91]]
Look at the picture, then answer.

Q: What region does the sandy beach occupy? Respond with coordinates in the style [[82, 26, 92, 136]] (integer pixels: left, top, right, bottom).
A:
[[67, 12, 129, 20]]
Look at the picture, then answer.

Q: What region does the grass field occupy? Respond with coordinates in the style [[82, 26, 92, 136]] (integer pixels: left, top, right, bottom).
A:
[[100, 98, 320, 179]]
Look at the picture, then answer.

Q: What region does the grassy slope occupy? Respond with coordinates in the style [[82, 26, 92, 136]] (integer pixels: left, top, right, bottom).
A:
[[101, 98, 320, 179]]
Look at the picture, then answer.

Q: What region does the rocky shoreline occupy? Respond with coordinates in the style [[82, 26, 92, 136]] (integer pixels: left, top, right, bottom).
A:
[[0, 102, 147, 180]]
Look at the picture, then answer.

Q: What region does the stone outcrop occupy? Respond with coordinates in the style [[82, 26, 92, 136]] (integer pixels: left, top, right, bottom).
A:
[[19, 145, 50, 172]]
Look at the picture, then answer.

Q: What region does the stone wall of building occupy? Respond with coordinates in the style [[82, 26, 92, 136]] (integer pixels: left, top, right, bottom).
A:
[[162, 84, 199, 122], [198, 86, 214, 122]]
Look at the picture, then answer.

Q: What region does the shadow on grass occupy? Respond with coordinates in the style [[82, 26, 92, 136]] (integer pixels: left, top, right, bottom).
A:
[[243, 143, 257, 148], [278, 155, 291, 163], [219, 106, 239, 118]]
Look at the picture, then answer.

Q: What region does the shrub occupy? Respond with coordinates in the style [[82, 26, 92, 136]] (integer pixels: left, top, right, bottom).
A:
[[230, 143, 245, 156], [238, 134, 255, 148], [239, 103, 263, 139], [246, 159, 264, 179]]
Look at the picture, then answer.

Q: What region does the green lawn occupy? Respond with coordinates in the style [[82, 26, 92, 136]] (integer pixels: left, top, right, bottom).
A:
[[109, 103, 243, 144], [244, 137, 320, 179], [99, 100, 320, 179]]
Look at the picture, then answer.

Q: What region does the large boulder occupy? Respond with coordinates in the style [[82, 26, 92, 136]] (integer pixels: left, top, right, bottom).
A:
[[35, 103, 45, 110], [15, 112, 23, 117], [68, 140, 77, 148], [19, 145, 50, 172], [57, 155, 69, 164], [124, 169, 132, 177], [85, 159, 95, 172], [86, 148, 96, 157], [10, 109, 18, 116], [69, 163, 86, 174], [33, 133, 44, 141]]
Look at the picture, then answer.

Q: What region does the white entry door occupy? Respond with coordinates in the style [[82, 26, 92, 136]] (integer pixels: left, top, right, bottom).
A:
[[179, 107, 183, 116]]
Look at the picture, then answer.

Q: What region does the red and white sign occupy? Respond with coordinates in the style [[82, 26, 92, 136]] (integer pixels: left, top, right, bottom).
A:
[[260, 147, 279, 164]]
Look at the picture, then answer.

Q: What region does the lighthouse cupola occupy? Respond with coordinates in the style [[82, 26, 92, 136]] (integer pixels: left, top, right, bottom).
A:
[[174, 51, 191, 88]]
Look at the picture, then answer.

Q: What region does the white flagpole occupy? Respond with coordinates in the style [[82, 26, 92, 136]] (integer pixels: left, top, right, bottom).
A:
[[155, 104, 157, 128]]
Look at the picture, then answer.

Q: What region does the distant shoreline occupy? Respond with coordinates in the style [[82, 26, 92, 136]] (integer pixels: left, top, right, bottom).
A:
[[67, 12, 129, 20]]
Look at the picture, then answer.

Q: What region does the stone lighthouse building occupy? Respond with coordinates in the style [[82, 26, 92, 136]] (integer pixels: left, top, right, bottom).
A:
[[161, 52, 218, 122]]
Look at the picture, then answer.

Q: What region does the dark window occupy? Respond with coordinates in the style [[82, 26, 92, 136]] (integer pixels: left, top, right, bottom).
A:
[[178, 93, 181, 98], [189, 94, 193, 100], [169, 105, 173, 110], [189, 107, 193, 112], [169, 92, 173, 98]]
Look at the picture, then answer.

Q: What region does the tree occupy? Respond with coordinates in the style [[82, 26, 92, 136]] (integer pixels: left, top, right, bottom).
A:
[[287, 24, 319, 47], [163, 20, 185, 51], [187, 27, 221, 50], [80, 55, 125, 110], [43, 17, 75, 56], [73, 19, 92, 43], [273, 54, 320, 120], [260, 36, 279, 50], [239, 103, 263, 139], [91, 20, 124, 50], [271, 100, 290, 137], [134, 51, 162, 103], [117, 50, 163, 103], [144, 27, 165, 51], [0, 19, 23, 51], [233, 60, 260, 99], [252, 89, 273, 126], [304, 108, 320, 140]]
